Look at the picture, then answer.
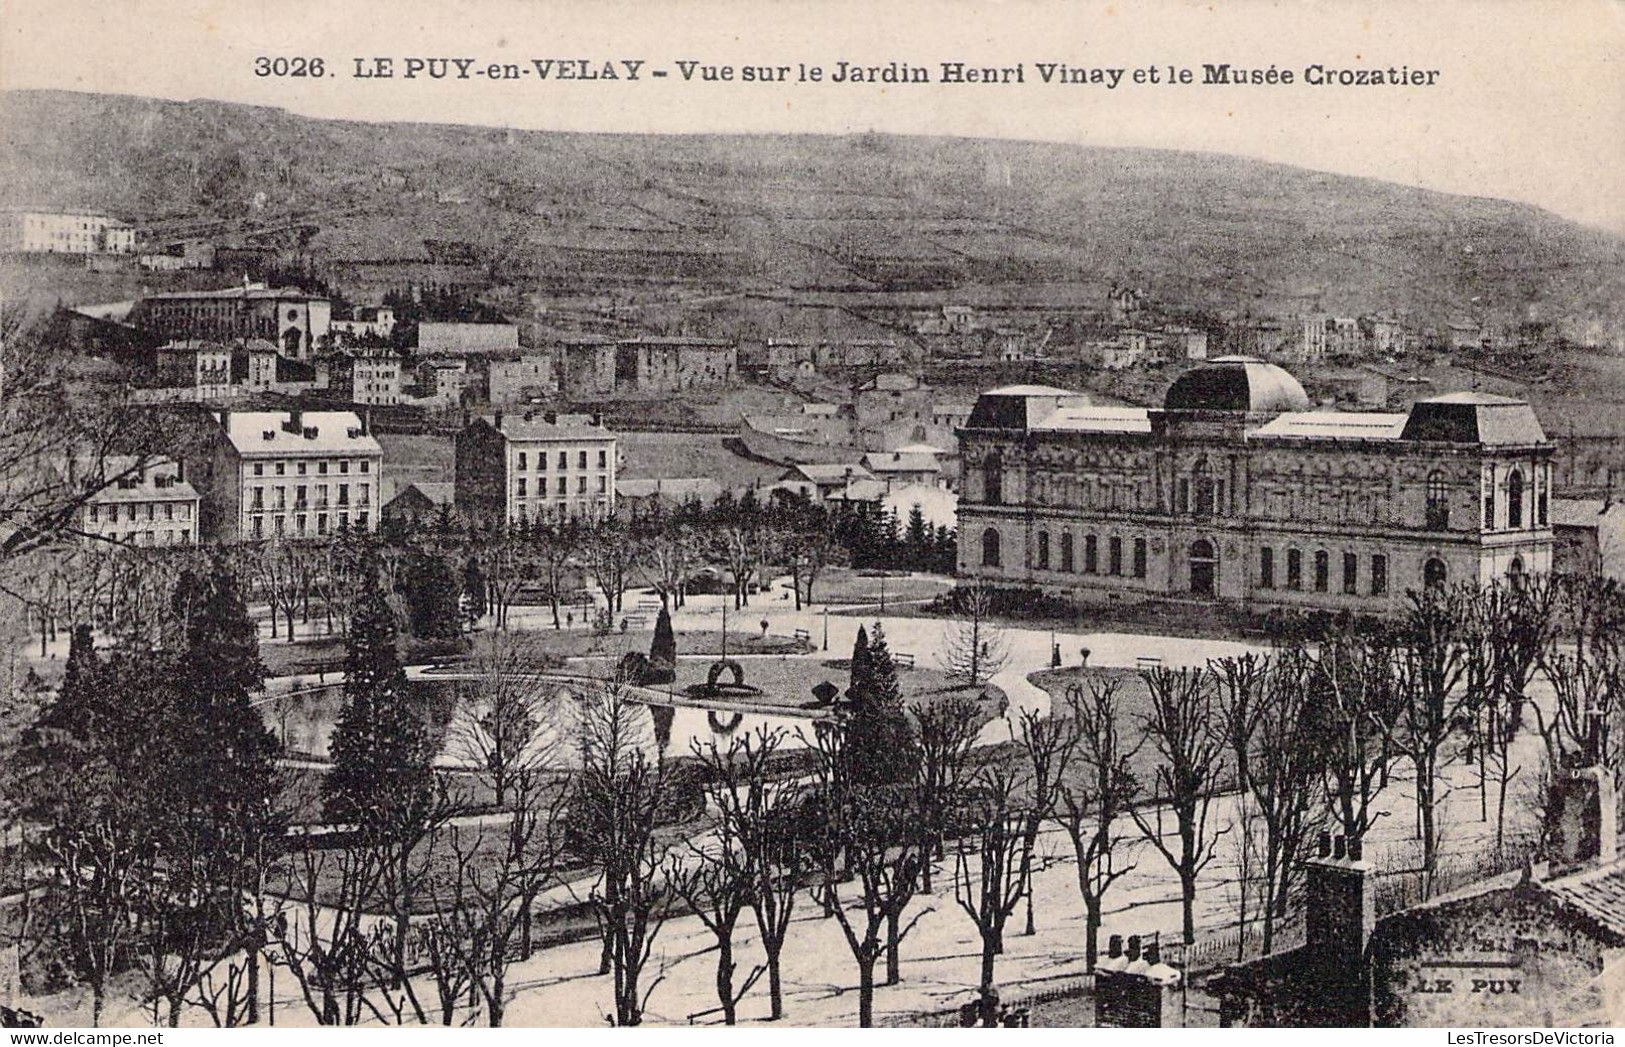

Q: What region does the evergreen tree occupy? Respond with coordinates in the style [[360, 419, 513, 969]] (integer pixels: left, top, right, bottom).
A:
[[324, 554, 437, 837], [646, 605, 677, 685], [846, 624, 919, 788], [904, 505, 929, 568], [846, 624, 873, 708], [404, 552, 463, 640]]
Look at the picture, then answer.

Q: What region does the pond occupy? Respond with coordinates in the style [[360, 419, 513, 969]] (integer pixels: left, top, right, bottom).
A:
[[258, 674, 819, 770]]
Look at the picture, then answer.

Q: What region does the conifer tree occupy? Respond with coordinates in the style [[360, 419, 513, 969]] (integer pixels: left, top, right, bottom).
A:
[[847, 625, 919, 789], [646, 605, 677, 685]]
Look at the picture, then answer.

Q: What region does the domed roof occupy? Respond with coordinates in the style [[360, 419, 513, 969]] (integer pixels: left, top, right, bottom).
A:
[[1163, 356, 1310, 414]]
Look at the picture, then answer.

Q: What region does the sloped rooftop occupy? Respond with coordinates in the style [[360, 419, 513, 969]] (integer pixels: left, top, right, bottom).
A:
[[1248, 412, 1409, 441]]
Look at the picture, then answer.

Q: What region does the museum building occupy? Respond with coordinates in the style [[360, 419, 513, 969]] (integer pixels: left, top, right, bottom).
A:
[[955, 357, 1554, 613]]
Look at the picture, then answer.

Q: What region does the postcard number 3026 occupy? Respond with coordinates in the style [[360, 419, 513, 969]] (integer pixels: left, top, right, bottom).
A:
[[254, 56, 327, 77]]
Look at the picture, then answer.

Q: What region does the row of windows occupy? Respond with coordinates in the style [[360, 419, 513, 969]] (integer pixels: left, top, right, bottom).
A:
[[517, 476, 607, 497], [982, 528, 1149, 579], [250, 459, 372, 478], [249, 510, 370, 538], [515, 499, 613, 522], [88, 502, 192, 524], [514, 448, 610, 471], [1259, 547, 1390, 596], [249, 483, 371, 510], [102, 529, 193, 546]]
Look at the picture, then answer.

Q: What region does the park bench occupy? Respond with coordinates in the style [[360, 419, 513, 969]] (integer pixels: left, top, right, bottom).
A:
[[894, 652, 916, 669]]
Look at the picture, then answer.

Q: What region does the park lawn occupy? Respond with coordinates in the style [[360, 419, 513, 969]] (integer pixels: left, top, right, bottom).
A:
[[813, 568, 954, 608]]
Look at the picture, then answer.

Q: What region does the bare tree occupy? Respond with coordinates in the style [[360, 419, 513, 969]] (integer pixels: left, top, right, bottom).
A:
[[1013, 706, 1079, 936], [571, 680, 672, 1026], [666, 837, 759, 1025], [1058, 678, 1140, 970], [693, 727, 803, 1020], [1384, 584, 1476, 897], [1129, 666, 1227, 944], [449, 633, 560, 809], [818, 792, 925, 1028], [943, 581, 1008, 687], [910, 693, 982, 892], [1311, 623, 1399, 842], [952, 764, 1028, 1005]]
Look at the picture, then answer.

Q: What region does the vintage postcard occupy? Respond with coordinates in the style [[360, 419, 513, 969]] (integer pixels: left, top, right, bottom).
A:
[[0, 0, 1622, 1032]]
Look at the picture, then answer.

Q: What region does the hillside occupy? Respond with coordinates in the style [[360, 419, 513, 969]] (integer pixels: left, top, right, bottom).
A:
[[2, 89, 1623, 338]]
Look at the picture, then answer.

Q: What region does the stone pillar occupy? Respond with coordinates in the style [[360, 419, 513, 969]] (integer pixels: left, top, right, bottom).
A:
[[1303, 832, 1375, 1026]]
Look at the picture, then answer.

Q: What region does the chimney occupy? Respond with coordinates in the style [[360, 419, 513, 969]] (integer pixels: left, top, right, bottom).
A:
[[284, 407, 303, 435], [493, 411, 504, 431], [1304, 833, 1375, 1025], [1545, 765, 1618, 871], [361, 408, 371, 436]]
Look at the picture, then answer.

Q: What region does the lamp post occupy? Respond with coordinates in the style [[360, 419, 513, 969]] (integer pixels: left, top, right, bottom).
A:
[[822, 603, 830, 651]]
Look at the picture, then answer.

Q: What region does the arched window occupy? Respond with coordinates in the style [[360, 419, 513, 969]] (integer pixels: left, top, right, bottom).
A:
[[1037, 530, 1051, 570], [985, 456, 1003, 506], [1424, 557, 1447, 589], [1425, 470, 1449, 531], [1314, 550, 1330, 592], [1085, 534, 1098, 574], [982, 527, 1002, 568], [1508, 556, 1526, 590], [1060, 532, 1075, 572], [1507, 469, 1525, 529]]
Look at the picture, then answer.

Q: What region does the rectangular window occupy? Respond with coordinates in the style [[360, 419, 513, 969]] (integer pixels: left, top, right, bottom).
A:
[[558, 452, 568, 469], [1484, 493, 1495, 530], [517, 478, 527, 497], [1109, 536, 1123, 576], [1177, 479, 1190, 512], [1343, 552, 1359, 595], [518, 451, 527, 470], [1061, 535, 1074, 573], [1133, 538, 1147, 578], [556, 477, 567, 495], [1287, 548, 1303, 590], [1085, 535, 1098, 574], [599, 449, 608, 468], [253, 463, 264, 476], [1037, 531, 1050, 570], [1260, 547, 1274, 589], [579, 450, 588, 469]]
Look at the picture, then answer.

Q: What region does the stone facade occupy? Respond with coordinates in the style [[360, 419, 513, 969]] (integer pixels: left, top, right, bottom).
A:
[[956, 359, 1554, 615]]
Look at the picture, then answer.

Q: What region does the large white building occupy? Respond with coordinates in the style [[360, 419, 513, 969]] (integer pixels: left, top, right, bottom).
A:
[[190, 410, 384, 541], [957, 358, 1555, 615], [77, 456, 200, 546], [0, 209, 134, 254], [132, 286, 333, 361], [454, 413, 617, 525]]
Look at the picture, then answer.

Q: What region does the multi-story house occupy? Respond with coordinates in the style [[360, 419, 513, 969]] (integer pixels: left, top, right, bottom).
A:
[[454, 413, 617, 525], [0, 209, 134, 254], [482, 353, 556, 406], [957, 357, 1554, 614], [556, 339, 617, 397], [614, 337, 736, 392], [154, 341, 233, 400], [330, 346, 404, 406], [131, 285, 332, 360], [77, 455, 200, 546], [190, 410, 383, 541]]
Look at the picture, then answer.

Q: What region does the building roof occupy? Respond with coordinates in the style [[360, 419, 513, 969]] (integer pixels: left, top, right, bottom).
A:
[[862, 451, 942, 474], [1034, 405, 1154, 434], [144, 285, 326, 302], [966, 387, 1093, 429], [479, 415, 615, 442], [1537, 860, 1625, 945], [785, 462, 875, 484], [1163, 356, 1311, 413], [826, 478, 889, 503], [1248, 412, 1409, 442], [217, 411, 383, 456], [388, 482, 455, 508], [1399, 393, 1547, 445], [617, 478, 724, 501]]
